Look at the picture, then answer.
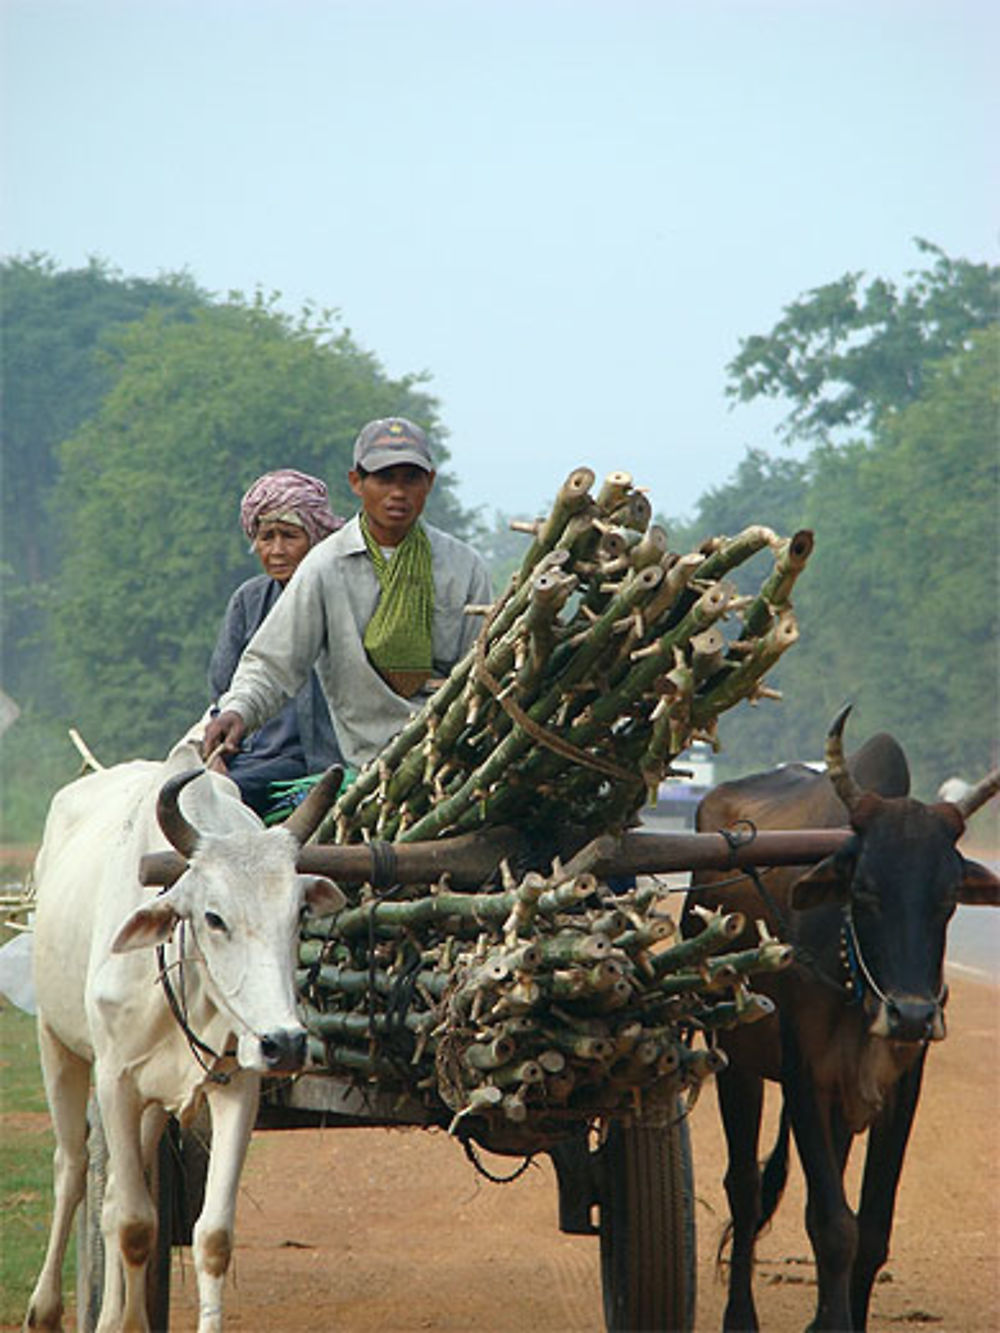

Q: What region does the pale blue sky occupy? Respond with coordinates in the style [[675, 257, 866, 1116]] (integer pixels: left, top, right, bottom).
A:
[[2, 0, 997, 522]]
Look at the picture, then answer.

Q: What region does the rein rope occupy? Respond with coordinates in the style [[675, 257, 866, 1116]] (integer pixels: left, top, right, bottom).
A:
[[156, 920, 234, 1085], [713, 820, 889, 1004], [717, 821, 794, 935]]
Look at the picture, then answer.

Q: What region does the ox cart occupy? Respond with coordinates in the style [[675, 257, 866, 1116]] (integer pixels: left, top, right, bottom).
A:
[[71, 821, 851, 1333]]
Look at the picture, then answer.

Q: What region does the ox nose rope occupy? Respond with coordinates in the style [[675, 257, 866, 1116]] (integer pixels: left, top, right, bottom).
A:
[[841, 903, 947, 1014], [714, 823, 871, 1002], [156, 923, 234, 1084], [714, 824, 947, 1016], [738, 855, 856, 999]]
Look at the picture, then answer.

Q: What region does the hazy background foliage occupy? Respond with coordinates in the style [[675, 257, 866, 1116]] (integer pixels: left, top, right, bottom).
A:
[[1, 244, 996, 837]]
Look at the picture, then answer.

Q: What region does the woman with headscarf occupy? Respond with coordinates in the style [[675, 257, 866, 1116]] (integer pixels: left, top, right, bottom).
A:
[[208, 468, 345, 817]]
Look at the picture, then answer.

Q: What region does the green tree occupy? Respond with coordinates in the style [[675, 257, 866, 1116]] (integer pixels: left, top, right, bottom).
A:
[[0, 254, 206, 701], [48, 293, 471, 760], [711, 244, 999, 789], [726, 239, 999, 443], [793, 327, 999, 791], [708, 330, 998, 791], [1, 254, 205, 585]]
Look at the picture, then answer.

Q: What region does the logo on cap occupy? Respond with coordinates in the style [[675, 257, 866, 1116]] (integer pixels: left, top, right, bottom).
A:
[[354, 416, 432, 470]]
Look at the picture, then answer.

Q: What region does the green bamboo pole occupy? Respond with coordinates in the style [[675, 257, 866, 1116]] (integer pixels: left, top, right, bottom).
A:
[[325, 875, 593, 939], [303, 1006, 433, 1041], [514, 467, 596, 584], [396, 566, 667, 842], [694, 525, 778, 582], [690, 609, 799, 725], [300, 962, 449, 999], [738, 529, 814, 639], [648, 910, 746, 975], [687, 992, 775, 1029]]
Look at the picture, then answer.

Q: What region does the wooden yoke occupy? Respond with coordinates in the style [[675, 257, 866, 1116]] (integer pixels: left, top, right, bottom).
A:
[[138, 825, 854, 890]]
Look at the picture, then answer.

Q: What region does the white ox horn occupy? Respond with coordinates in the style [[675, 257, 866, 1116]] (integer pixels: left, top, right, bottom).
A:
[[952, 769, 1000, 822]]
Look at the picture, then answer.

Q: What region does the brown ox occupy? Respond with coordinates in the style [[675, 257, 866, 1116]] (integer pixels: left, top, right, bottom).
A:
[[682, 707, 1000, 1332]]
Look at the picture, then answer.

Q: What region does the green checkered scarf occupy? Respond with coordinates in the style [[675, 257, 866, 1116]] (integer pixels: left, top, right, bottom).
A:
[[360, 513, 434, 698]]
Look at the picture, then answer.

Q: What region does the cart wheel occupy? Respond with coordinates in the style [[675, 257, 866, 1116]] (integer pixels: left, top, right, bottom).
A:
[[147, 1125, 174, 1332], [170, 1107, 211, 1245], [598, 1102, 696, 1333], [73, 1095, 176, 1332]]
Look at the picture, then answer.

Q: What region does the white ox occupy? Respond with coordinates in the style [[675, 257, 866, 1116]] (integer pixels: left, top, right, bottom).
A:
[[24, 735, 344, 1333]]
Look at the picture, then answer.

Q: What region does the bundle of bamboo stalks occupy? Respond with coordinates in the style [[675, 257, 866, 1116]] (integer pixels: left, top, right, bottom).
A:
[[301, 467, 811, 1132], [300, 855, 793, 1135], [317, 466, 812, 848]]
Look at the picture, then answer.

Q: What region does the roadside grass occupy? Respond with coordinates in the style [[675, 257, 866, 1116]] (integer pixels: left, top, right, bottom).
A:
[[0, 1001, 74, 1326]]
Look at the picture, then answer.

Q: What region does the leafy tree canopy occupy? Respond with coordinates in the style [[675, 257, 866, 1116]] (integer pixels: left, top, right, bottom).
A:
[[0, 255, 207, 708], [49, 292, 471, 758], [794, 326, 998, 788], [726, 239, 999, 444], [712, 327, 998, 793], [1, 253, 206, 586]]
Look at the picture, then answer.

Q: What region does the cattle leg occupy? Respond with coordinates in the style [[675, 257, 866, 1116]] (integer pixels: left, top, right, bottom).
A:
[[783, 1034, 857, 1331], [851, 1054, 926, 1330], [192, 1071, 261, 1333], [716, 1062, 765, 1332], [140, 1102, 169, 1171], [24, 1023, 91, 1332], [94, 1072, 157, 1333]]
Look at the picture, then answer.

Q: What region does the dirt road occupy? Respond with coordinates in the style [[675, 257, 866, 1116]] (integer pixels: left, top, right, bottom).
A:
[[157, 972, 998, 1332]]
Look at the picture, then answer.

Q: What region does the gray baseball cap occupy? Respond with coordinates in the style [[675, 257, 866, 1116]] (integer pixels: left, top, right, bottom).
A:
[[352, 417, 434, 473]]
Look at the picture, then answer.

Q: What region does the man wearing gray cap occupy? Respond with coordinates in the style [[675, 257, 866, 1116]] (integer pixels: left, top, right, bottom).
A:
[[204, 418, 491, 774]]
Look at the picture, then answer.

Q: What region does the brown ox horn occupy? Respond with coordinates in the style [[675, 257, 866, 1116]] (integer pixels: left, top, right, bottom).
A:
[[953, 769, 1000, 822], [825, 704, 864, 816], [283, 765, 345, 846], [157, 769, 204, 859]]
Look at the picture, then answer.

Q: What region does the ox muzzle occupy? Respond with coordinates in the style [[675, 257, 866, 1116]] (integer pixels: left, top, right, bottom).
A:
[[242, 1026, 308, 1073], [867, 994, 947, 1044]]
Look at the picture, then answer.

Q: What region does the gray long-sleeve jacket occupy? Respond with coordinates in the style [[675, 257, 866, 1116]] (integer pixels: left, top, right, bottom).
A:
[[218, 516, 492, 771], [208, 574, 342, 771]]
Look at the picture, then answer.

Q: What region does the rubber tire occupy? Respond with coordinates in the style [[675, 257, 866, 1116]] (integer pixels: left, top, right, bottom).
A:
[[74, 1095, 174, 1332], [599, 1105, 697, 1333]]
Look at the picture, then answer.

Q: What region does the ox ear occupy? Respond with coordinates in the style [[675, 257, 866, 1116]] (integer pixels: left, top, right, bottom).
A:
[[112, 892, 183, 953], [301, 875, 346, 917], [958, 858, 1000, 906], [791, 851, 854, 911]]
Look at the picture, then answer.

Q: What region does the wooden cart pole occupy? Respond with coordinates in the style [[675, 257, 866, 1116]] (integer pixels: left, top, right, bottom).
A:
[[139, 825, 852, 889]]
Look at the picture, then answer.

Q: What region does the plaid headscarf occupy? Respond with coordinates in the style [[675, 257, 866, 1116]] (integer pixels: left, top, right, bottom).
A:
[[240, 469, 343, 546], [359, 513, 435, 698]]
